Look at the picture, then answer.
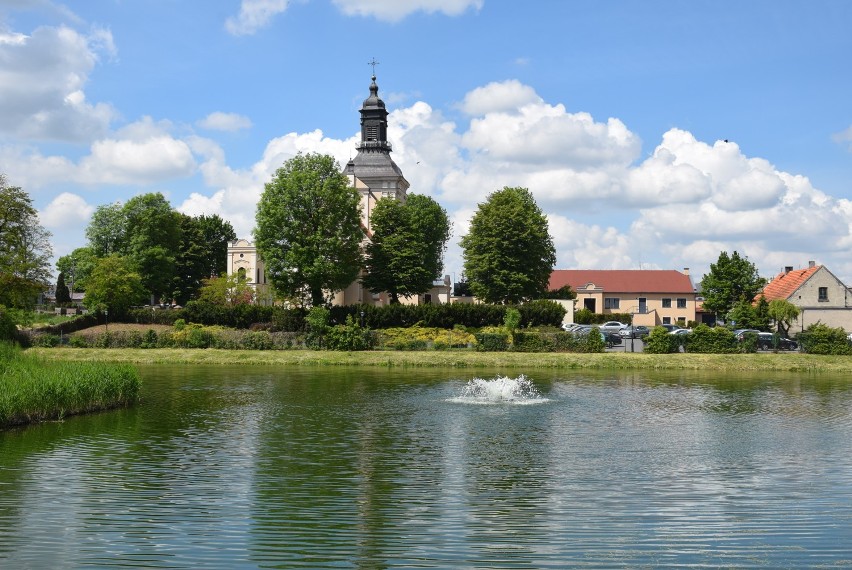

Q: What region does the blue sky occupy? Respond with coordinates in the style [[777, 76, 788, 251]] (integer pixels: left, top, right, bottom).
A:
[[2, 0, 851, 285]]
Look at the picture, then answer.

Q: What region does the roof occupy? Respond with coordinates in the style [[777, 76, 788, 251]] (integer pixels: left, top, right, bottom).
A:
[[759, 265, 821, 301], [549, 270, 694, 294]]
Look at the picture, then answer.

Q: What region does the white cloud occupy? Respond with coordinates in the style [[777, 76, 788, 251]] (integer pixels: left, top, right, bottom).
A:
[[77, 136, 196, 185], [833, 125, 852, 151], [460, 80, 541, 116], [40, 192, 94, 229], [0, 24, 117, 141], [332, 0, 483, 23], [225, 0, 290, 36], [197, 112, 253, 132]]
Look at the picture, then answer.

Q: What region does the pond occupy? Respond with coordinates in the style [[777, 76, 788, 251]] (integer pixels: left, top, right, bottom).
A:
[[2, 365, 852, 568]]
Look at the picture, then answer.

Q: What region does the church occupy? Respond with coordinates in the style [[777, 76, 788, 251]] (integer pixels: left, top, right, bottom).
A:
[[226, 73, 452, 306]]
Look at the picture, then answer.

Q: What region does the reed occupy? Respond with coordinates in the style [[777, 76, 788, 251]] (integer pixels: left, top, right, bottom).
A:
[[0, 342, 140, 428]]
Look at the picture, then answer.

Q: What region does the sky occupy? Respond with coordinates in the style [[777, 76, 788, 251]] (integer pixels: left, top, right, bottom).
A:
[[2, 0, 852, 287]]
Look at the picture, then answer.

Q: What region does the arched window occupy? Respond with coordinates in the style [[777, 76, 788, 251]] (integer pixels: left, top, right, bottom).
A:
[[237, 267, 247, 282]]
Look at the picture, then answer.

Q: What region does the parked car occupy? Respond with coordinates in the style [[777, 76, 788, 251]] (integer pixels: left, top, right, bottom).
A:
[[756, 332, 798, 351], [602, 331, 623, 347], [599, 321, 628, 333], [670, 328, 691, 336], [659, 323, 682, 333], [733, 329, 761, 341], [619, 325, 651, 339]]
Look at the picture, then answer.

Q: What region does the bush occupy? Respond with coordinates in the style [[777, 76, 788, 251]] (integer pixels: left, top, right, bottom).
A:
[[582, 327, 606, 353], [141, 329, 158, 349], [738, 331, 759, 354], [798, 323, 852, 355], [31, 333, 60, 347], [0, 305, 17, 343], [325, 316, 374, 351], [682, 324, 738, 353], [376, 325, 475, 351], [511, 331, 554, 352], [69, 334, 90, 348], [644, 326, 679, 353], [475, 332, 509, 352]]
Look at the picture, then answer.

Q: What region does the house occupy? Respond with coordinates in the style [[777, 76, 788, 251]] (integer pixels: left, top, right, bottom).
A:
[[758, 261, 852, 333], [549, 269, 697, 326], [227, 73, 450, 307]]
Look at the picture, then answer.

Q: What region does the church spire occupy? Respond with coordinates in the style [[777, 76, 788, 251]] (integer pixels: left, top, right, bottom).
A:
[[358, 71, 390, 152]]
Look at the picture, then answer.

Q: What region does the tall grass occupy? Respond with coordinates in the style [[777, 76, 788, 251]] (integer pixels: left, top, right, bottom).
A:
[[0, 342, 140, 429]]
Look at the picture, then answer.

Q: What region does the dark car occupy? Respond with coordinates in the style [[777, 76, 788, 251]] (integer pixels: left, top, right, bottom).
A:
[[619, 325, 651, 339], [659, 323, 683, 333], [756, 332, 798, 351]]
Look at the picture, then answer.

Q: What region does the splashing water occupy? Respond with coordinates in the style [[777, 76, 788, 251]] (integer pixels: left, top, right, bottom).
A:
[[448, 375, 549, 405]]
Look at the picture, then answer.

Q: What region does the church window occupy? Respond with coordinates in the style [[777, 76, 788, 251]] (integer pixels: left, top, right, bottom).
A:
[[367, 125, 378, 141]]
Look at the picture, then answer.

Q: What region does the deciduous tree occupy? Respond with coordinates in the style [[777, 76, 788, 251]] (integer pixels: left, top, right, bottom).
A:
[[700, 251, 766, 321], [362, 194, 450, 303], [0, 177, 53, 308], [767, 299, 799, 337], [83, 255, 146, 316], [460, 186, 556, 304], [254, 153, 363, 307]]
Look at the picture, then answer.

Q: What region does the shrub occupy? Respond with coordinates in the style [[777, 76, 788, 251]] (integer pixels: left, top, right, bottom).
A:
[[31, 333, 60, 348], [305, 306, 330, 349], [512, 331, 554, 352], [141, 329, 158, 349], [0, 305, 17, 343], [644, 326, 679, 353], [69, 334, 89, 348], [738, 331, 759, 354], [475, 332, 509, 352], [581, 327, 606, 353], [798, 323, 852, 355], [242, 330, 274, 350], [682, 324, 738, 353], [325, 316, 374, 351]]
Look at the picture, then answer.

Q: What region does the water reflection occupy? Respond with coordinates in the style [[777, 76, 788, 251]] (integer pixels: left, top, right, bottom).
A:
[[1, 366, 851, 567]]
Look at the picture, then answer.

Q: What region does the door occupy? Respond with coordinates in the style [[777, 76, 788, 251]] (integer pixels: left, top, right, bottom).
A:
[[638, 297, 647, 314]]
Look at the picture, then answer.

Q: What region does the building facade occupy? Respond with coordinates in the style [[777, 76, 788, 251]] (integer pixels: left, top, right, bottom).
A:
[[549, 269, 698, 326], [759, 262, 852, 333]]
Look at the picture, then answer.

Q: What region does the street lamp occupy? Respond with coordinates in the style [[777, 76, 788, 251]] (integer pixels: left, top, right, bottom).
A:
[[104, 308, 109, 334]]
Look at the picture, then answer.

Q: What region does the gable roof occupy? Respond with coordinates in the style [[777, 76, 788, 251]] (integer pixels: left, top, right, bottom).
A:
[[549, 270, 694, 294], [759, 265, 821, 301]]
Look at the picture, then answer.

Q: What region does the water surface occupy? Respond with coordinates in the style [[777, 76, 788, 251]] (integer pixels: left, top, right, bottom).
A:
[[1, 365, 851, 568]]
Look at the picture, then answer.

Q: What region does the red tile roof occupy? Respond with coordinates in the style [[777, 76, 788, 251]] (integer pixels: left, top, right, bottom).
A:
[[759, 265, 821, 301], [549, 270, 694, 294]]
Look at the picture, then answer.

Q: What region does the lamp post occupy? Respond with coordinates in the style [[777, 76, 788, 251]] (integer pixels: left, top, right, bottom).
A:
[[104, 308, 109, 334], [360, 310, 365, 328]]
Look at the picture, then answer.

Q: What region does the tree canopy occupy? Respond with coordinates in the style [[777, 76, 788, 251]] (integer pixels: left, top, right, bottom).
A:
[[56, 247, 98, 293], [460, 186, 556, 304], [0, 177, 53, 308], [362, 194, 451, 303], [767, 299, 799, 336], [700, 250, 766, 320], [83, 255, 146, 316], [254, 153, 363, 307], [82, 193, 235, 305]]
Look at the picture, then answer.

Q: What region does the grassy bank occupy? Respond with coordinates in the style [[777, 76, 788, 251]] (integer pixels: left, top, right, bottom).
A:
[[1, 343, 141, 429], [26, 347, 852, 373]]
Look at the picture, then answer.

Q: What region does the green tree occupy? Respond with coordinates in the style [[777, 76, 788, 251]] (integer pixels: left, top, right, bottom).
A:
[[407, 194, 451, 285], [362, 194, 450, 303], [0, 178, 53, 309], [767, 299, 799, 337], [195, 214, 237, 279], [86, 202, 127, 257], [197, 273, 255, 307], [700, 251, 766, 321], [55, 272, 71, 305], [123, 193, 181, 303], [172, 214, 207, 305], [56, 247, 98, 293], [83, 255, 146, 316], [460, 186, 556, 304], [254, 153, 363, 307]]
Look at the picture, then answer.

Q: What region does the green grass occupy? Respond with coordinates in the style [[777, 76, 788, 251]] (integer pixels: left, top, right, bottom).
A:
[[26, 347, 852, 373], [1, 343, 141, 429]]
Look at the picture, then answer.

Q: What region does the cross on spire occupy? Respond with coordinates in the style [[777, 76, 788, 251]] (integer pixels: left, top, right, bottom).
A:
[[368, 57, 380, 76]]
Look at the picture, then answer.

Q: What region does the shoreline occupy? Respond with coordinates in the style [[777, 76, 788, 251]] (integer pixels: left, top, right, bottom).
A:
[[27, 347, 852, 373]]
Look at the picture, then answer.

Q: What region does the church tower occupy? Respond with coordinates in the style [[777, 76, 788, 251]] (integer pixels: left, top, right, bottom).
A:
[[343, 73, 410, 234]]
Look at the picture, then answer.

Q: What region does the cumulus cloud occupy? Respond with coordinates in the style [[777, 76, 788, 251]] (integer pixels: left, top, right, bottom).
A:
[[197, 112, 253, 132], [0, 24, 117, 141], [225, 0, 290, 36], [40, 192, 94, 229], [332, 0, 483, 23]]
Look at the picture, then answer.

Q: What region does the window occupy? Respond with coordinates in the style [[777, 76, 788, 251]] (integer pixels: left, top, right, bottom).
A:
[[818, 287, 828, 301], [662, 298, 672, 308], [677, 298, 687, 308], [662, 316, 671, 324], [366, 125, 378, 141], [424, 294, 432, 304], [677, 316, 686, 324], [604, 297, 620, 309]]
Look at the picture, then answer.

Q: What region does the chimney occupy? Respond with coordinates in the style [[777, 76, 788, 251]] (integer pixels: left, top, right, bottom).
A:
[[683, 267, 690, 276], [808, 260, 815, 268], [784, 266, 793, 274]]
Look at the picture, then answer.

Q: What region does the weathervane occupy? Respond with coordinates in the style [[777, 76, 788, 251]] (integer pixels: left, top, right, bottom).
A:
[[368, 57, 380, 76]]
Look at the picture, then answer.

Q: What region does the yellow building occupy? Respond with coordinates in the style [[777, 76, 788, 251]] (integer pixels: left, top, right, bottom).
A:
[[549, 269, 697, 326]]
